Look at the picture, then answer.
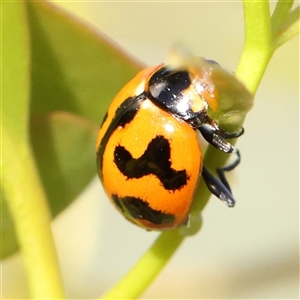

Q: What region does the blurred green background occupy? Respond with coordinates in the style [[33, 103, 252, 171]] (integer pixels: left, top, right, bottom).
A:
[[2, 2, 298, 299]]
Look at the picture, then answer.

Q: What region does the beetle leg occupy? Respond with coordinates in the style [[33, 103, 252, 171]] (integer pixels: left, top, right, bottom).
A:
[[202, 149, 240, 207], [202, 167, 235, 207], [217, 149, 240, 192], [222, 127, 244, 139], [199, 125, 233, 153], [199, 125, 243, 153]]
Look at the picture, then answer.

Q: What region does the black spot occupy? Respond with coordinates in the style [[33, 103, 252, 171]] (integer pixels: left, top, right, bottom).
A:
[[111, 195, 175, 225], [97, 94, 146, 178], [111, 195, 124, 213], [114, 135, 188, 191], [118, 105, 138, 128]]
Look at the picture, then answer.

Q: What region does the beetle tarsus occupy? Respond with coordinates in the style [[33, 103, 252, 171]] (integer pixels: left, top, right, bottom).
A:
[[202, 167, 236, 207]]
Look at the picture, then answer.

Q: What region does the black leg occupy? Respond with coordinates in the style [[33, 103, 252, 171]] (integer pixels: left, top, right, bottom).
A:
[[199, 123, 242, 206], [199, 125, 244, 153], [202, 149, 240, 207], [202, 167, 235, 207], [216, 149, 240, 192], [222, 127, 244, 139]]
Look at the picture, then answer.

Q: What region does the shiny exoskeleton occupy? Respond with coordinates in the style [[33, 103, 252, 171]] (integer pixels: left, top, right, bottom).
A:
[[96, 60, 251, 231]]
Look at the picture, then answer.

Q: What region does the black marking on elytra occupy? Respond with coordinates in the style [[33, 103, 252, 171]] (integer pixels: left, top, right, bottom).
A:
[[97, 93, 147, 180], [111, 195, 124, 213], [111, 194, 175, 225], [114, 135, 189, 191], [100, 112, 108, 129], [117, 105, 138, 128]]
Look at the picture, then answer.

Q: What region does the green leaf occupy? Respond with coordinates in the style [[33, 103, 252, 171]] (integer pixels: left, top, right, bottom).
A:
[[1, 2, 30, 139], [26, 1, 142, 123], [30, 112, 99, 217]]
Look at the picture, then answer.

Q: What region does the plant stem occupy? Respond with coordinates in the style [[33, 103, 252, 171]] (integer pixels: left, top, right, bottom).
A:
[[2, 2, 65, 298], [2, 131, 65, 299], [102, 230, 185, 299], [272, 6, 300, 48], [235, 0, 273, 94], [271, 0, 294, 33]]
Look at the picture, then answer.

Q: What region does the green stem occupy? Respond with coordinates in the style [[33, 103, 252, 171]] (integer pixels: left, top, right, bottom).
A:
[[235, 0, 273, 94], [272, 6, 300, 48], [271, 0, 294, 34], [2, 2, 65, 298], [2, 130, 65, 299], [102, 230, 185, 299]]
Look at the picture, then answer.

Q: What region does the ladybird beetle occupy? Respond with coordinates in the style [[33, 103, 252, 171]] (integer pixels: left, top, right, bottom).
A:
[[96, 49, 253, 231]]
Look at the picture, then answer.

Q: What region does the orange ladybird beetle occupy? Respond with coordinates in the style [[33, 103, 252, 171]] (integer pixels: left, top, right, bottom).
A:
[[96, 47, 253, 230]]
